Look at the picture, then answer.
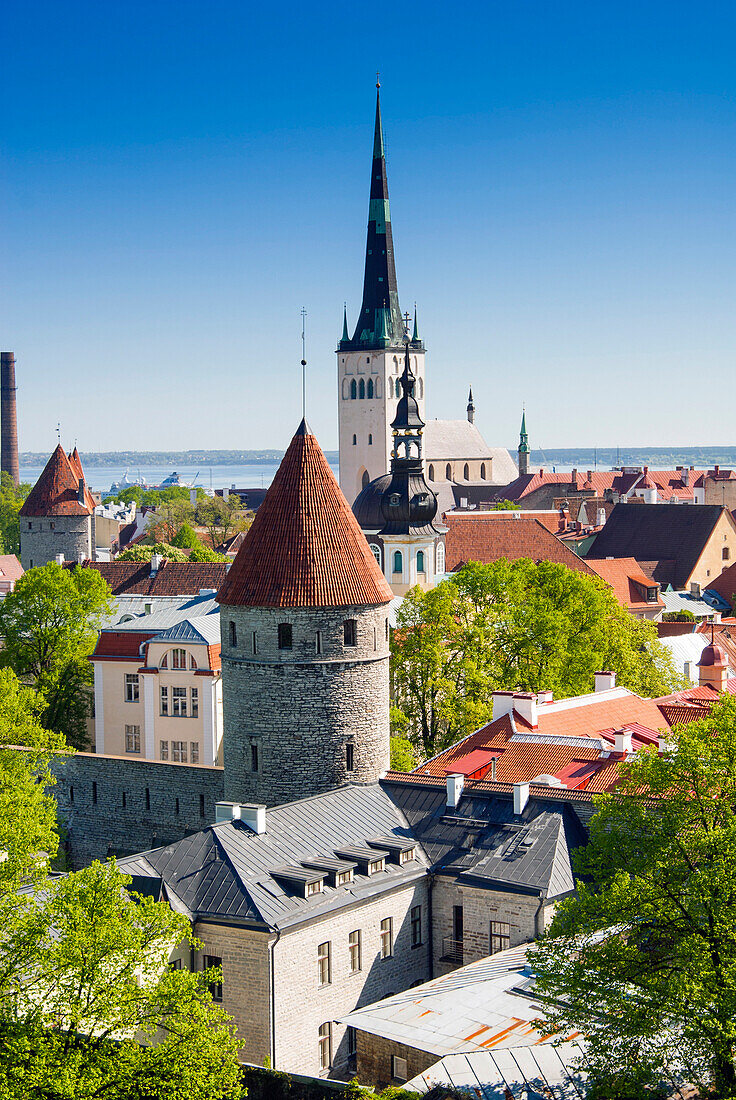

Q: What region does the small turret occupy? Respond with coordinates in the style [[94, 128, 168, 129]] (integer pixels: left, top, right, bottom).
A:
[[467, 387, 475, 425], [518, 408, 530, 476]]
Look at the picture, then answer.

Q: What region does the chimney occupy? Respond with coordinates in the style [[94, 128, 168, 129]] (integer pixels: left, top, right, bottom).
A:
[[537, 689, 554, 704], [683, 659, 694, 682], [571, 468, 578, 487], [513, 782, 530, 815], [214, 801, 267, 833], [222, 487, 230, 500], [189, 489, 197, 506], [690, 581, 701, 598], [446, 773, 464, 809], [594, 671, 616, 693], [78, 478, 85, 505], [681, 467, 690, 487], [0, 352, 19, 486], [55, 553, 65, 566], [715, 465, 720, 477], [150, 553, 163, 575], [613, 728, 633, 754], [513, 692, 538, 728], [492, 690, 516, 720], [587, 470, 593, 482]]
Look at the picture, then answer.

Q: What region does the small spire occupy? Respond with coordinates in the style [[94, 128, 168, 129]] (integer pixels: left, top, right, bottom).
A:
[[412, 303, 419, 341], [373, 78, 385, 160], [467, 387, 475, 425], [342, 303, 349, 342]]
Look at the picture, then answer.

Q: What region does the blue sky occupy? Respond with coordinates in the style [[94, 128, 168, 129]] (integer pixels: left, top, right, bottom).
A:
[[3, 0, 736, 453]]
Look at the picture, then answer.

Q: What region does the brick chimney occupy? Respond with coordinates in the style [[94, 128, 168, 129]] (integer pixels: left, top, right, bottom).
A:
[[1, 352, 19, 486]]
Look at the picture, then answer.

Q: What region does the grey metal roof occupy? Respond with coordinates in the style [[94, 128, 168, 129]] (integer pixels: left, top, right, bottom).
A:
[[108, 593, 219, 632], [384, 783, 584, 900], [150, 615, 221, 646], [116, 783, 429, 931], [404, 1045, 588, 1097], [661, 589, 721, 617], [424, 421, 517, 481]]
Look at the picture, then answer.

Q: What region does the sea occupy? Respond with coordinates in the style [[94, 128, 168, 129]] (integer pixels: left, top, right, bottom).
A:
[[18, 462, 341, 496]]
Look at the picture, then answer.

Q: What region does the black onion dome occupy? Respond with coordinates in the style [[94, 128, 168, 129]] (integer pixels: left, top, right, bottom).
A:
[[352, 474, 393, 530], [379, 470, 439, 535]]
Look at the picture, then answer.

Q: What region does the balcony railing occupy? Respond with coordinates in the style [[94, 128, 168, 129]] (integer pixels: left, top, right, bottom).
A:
[[442, 937, 463, 963]]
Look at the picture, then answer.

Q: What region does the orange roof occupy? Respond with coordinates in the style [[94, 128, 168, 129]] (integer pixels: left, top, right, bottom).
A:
[[443, 514, 595, 575], [586, 557, 664, 612], [217, 420, 393, 609], [20, 444, 94, 517]]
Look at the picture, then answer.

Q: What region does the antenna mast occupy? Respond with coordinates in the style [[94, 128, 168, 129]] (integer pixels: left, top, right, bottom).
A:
[[301, 307, 307, 420]]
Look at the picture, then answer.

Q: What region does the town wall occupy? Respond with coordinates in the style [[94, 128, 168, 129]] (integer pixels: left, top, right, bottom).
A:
[[220, 604, 390, 806], [20, 514, 93, 571], [51, 751, 224, 868], [355, 1031, 433, 1090], [272, 876, 430, 1079]]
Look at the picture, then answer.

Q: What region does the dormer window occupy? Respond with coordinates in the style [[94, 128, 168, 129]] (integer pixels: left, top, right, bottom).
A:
[[306, 880, 323, 897], [647, 587, 658, 602], [337, 870, 353, 886], [399, 847, 416, 865], [368, 858, 385, 875], [388, 493, 400, 507]]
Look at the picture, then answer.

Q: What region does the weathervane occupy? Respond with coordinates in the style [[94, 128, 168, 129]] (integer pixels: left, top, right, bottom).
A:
[[376, 71, 380, 89], [56, 422, 61, 445], [403, 310, 411, 338], [301, 307, 307, 420]]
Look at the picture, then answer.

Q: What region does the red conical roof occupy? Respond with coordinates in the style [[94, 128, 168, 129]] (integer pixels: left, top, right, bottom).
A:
[[217, 421, 393, 608], [20, 444, 94, 517]]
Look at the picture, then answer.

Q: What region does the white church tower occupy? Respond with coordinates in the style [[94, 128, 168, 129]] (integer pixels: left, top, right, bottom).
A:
[[337, 82, 426, 505]]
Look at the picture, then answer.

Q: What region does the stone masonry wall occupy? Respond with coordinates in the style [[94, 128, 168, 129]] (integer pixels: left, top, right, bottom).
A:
[[221, 604, 390, 805], [272, 876, 430, 1079], [356, 1031, 434, 1091], [52, 751, 224, 869], [20, 514, 92, 571], [432, 876, 543, 975]]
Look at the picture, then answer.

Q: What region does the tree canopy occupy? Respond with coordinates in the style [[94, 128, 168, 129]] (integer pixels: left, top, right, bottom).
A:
[[195, 496, 251, 550], [531, 697, 736, 1099], [391, 559, 683, 758], [117, 542, 189, 562], [0, 562, 114, 749], [0, 472, 30, 555]]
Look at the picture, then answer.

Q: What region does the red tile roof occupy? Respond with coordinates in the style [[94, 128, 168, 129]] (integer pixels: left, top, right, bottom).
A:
[[0, 555, 23, 582], [443, 514, 595, 575], [586, 557, 663, 612], [20, 444, 95, 517], [217, 421, 393, 609], [706, 561, 736, 605], [65, 560, 228, 596], [93, 631, 154, 659]]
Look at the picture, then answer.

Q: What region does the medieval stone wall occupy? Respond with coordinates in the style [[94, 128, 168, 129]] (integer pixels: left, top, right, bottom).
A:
[[20, 514, 93, 570], [220, 604, 390, 806]]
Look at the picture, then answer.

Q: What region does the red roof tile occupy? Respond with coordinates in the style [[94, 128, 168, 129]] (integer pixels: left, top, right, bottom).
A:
[[65, 560, 228, 596], [586, 557, 663, 612], [93, 630, 155, 659], [0, 555, 23, 582], [443, 514, 595, 575], [217, 421, 393, 608], [20, 444, 94, 517]]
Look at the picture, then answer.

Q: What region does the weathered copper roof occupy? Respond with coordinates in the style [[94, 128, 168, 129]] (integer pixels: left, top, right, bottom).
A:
[[20, 444, 94, 517], [217, 421, 393, 609]]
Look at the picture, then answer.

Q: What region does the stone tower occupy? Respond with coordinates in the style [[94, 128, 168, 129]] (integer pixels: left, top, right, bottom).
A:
[[217, 419, 394, 807], [518, 409, 530, 477], [19, 444, 95, 570], [338, 83, 425, 505]]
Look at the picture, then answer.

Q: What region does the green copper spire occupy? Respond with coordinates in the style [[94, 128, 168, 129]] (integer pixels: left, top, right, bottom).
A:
[[519, 408, 530, 452], [342, 304, 349, 342], [412, 303, 419, 341]]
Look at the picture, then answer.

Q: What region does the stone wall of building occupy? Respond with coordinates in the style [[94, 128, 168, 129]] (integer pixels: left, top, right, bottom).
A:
[[52, 751, 224, 868], [272, 876, 430, 1079], [20, 514, 93, 570], [355, 1031, 433, 1091], [220, 604, 390, 806], [431, 876, 546, 975]]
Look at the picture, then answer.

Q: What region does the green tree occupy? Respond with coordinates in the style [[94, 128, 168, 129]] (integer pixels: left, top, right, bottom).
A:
[[188, 543, 229, 562], [0, 562, 113, 749], [0, 472, 30, 555], [195, 496, 250, 550], [391, 560, 683, 758], [531, 697, 736, 1098], [389, 736, 416, 772], [171, 522, 200, 549], [150, 498, 196, 544], [117, 542, 188, 563]]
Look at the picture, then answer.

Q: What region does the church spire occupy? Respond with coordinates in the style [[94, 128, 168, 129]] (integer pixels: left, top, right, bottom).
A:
[[518, 408, 530, 476], [341, 84, 411, 350], [467, 386, 475, 424]]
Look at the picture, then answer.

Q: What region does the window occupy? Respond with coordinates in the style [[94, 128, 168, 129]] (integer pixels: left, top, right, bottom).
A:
[[368, 858, 385, 875], [393, 550, 403, 575], [453, 905, 464, 944], [480, 462, 486, 479], [428, 463, 435, 480], [199, 793, 205, 816], [369, 544, 382, 570], [436, 542, 445, 574], [229, 621, 237, 646], [92, 781, 97, 805], [647, 587, 659, 602], [190, 687, 198, 718], [368, 432, 373, 445], [347, 1025, 357, 1058], [392, 1055, 408, 1082], [122, 791, 127, 809], [490, 920, 510, 955], [124, 674, 139, 702], [146, 788, 151, 810], [203, 955, 223, 1001], [385, 617, 389, 641], [346, 742, 355, 772], [160, 740, 169, 760], [724, 547, 731, 561], [171, 648, 187, 670], [317, 941, 331, 986], [315, 631, 322, 654], [190, 742, 199, 764], [349, 929, 362, 972], [70, 785, 74, 803], [172, 686, 187, 717], [380, 917, 393, 958], [445, 463, 452, 480], [416, 550, 425, 573], [352, 434, 357, 445], [463, 463, 470, 480], [160, 652, 168, 668], [373, 625, 377, 651], [411, 905, 422, 947], [175, 797, 180, 815], [307, 880, 323, 897], [362, 470, 370, 489], [344, 619, 357, 646], [318, 1022, 332, 1070], [252, 631, 257, 654], [160, 686, 169, 716], [350, 379, 357, 400], [400, 846, 416, 864], [367, 379, 374, 398], [251, 743, 259, 772], [337, 870, 353, 886], [359, 378, 365, 399], [169, 958, 182, 970], [125, 725, 141, 754], [278, 623, 293, 650], [172, 740, 187, 763]]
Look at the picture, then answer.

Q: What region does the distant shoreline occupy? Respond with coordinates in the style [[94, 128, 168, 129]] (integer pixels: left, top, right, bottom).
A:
[[17, 447, 736, 469]]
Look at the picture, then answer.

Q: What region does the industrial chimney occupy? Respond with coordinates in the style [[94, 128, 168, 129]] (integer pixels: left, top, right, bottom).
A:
[[1, 352, 19, 486]]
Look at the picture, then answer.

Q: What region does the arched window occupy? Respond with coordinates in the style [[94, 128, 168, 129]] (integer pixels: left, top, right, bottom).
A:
[[416, 550, 425, 573], [341, 377, 350, 399], [172, 648, 187, 670], [436, 542, 445, 574], [463, 463, 470, 481], [350, 379, 357, 400], [368, 433, 373, 445], [428, 464, 435, 481], [393, 550, 403, 575], [359, 378, 366, 399], [370, 544, 382, 569], [367, 378, 374, 398], [417, 377, 423, 398], [480, 463, 486, 480], [362, 470, 370, 490], [445, 464, 452, 480], [397, 378, 403, 398], [352, 434, 357, 446], [160, 652, 167, 668]]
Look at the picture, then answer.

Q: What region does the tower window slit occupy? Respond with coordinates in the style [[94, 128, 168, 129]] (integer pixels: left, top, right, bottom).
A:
[[343, 619, 357, 647], [278, 623, 292, 650]]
